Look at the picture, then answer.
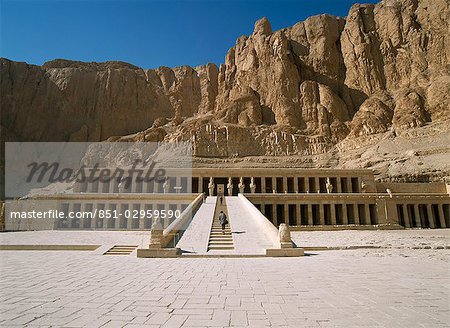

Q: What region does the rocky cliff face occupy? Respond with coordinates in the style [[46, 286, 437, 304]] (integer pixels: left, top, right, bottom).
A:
[[1, 0, 449, 181]]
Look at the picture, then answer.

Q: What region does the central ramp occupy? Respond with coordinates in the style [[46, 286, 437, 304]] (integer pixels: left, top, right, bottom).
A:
[[176, 196, 216, 254], [225, 196, 279, 255], [176, 195, 280, 256]]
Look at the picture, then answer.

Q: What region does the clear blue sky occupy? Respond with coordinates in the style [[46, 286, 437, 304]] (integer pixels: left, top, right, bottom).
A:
[[1, 0, 378, 69]]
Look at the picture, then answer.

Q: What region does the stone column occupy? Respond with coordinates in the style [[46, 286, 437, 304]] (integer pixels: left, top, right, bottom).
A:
[[115, 204, 123, 229], [295, 204, 301, 226], [356, 177, 362, 193], [402, 204, 410, 228], [73, 181, 81, 193], [413, 204, 421, 228], [261, 177, 266, 193], [67, 203, 75, 228], [198, 177, 203, 193], [283, 177, 288, 193], [272, 177, 276, 193], [330, 203, 337, 225], [127, 209, 133, 229], [164, 204, 170, 228], [175, 176, 181, 192], [354, 203, 360, 225], [307, 204, 313, 226], [426, 205, 435, 229], [284, 203, 289, 226], [103, 204, 109, 229], [336, 178, 342, 193], [91, 203, 99, 229], [315, 177, 320, 193], [438, 204, 446, 228], [342, 203, 348, 225], [272, 204, 278, 226], [131, 174, 138, 193], [109, 179, 116, 193], [318, 204, 324, 225], [364, 204, 372, 225], [86, 179, 94, 192], [79, 204, 88, 229], [347, 178, 353, 193], [139, 204, 145, 229], [260, 203, 265, 215], [294, 177, 299, 193], [305, 178, 310, 193]]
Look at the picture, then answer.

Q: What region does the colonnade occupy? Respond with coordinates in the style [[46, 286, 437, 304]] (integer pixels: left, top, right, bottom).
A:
[[194, 175, 368, 195], [397, 203, 449, 229], [254, 201, 376, 227], [76, 176, 191, 194]]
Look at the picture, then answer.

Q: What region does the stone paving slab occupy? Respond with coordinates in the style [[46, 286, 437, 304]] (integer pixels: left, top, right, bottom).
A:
[[0, 247, 449, 327], [0, 230, 150, 247], [291, 229, 450, 249], [1, 228, 448, 251]]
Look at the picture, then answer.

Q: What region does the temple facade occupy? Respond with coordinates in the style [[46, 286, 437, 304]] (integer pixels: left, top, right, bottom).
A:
[[4, 168, 450, 231]]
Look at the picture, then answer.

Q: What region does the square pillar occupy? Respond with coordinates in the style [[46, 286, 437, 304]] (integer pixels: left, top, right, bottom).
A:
[[131, 174, 138, 193], [164, 204, 170, 228], [67, 203, 75, 228], [402, 204, 410, 227], [354, 203, 360, 225], [305, 178, 310, 193], [342, 203, 348, 225], [330, 203, 337, 225], [347, 179, 353, 193], [272, 177, 276, 193], [364, 204, 371, 225], [426, 205, 435, 228], [261, 177, 266, 193], [318, 204, 324, 225], [293, 177, 299, 193], [174, 176, 181, 192], [260, 202, 266, 215], [139, 204, 145, 229], [116, 204, 123, 229], [272, 204, 278, 226], [356, 177, 362, 193], [91, 203, 99, 229], [336, 178, 342, 193], [127, 212, 133, 229], [438, 205, 446, 228], [109, 179, 116, 193], [413, 204, 421, 228], [198, 177, 203, 193], [284, 203, 289, 225], [283, 177, 288, 193], [295, 204, 301, 226], [315, 177, 320, 193], [103, 204, 109, 229], [307, 204, 313, 226]]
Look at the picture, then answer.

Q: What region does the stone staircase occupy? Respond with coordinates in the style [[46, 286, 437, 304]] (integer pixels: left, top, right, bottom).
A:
[[103, 245, 138, 255], [207, 197, 234, 251]]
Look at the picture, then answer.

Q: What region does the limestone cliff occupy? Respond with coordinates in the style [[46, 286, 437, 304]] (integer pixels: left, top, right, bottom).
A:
[[1, 0, 449, 181]]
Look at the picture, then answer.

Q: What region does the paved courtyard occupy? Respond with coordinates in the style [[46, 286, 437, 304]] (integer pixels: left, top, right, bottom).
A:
[[0, 231, 449, 328]]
